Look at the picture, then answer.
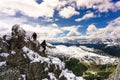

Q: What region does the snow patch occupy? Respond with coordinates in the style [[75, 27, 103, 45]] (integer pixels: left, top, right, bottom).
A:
[[46, 45, 117, 64], [44, 67, 49, 72], [11, 51, 16, 54], [48, 73, 57, 80], [22, 46, 50, 63], [80, 46, 95, 52], [22, 46, 65, 70], [50, 57, 65, 70], [0, 53, 9, 57], [59, 69, 84, 80], [0, 61, 6, 66], [21, 74, 26, 80]]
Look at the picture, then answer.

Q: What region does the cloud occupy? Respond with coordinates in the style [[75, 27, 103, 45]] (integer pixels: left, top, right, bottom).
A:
[[76, 0, 120, 13], [0, 13, 81, 41], [115, 1, 120, 9], [108, 16, 120, 27], [0, 0, 77, 19], [75, 12, 95, 22], [86, 24, 97, 35], [76, 0, 95, 9], [93, 0, 113, 12], [0, 0, 120, 43], [0, 22, 12, 37], [0, 0, 39, 17], [0, 0, 62, 18], [62, 25, 81, 37], [111, 1, 120, 11], [0, 0, 119, 20], [59, 6, 79, 18], [20, 24, 81, 42], [22, 24, 63, 39], [0, 14, 27, 26], [86, 17, 120, 39]]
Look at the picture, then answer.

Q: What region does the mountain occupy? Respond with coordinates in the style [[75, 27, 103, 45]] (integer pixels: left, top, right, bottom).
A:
[[46, 44, 119, 80], [0, 24, 119, 80], [46, 45, 118, 65], [51, 41, 120, 57], [48, 37, 120, 45], [0, 25, 84, 80]]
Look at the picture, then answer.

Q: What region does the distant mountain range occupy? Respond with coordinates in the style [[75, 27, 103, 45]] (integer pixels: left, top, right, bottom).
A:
[[50, 41, 120, 57], [49, 37, 120, 45]]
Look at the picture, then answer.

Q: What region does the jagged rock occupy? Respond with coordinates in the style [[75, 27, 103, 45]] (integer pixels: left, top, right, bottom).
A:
[[11, 24, 26, 38], [0, 40, 9, 53], [27, 62, 49, 80], [0, 25, 84, 80], [0, 56, 5, 61], [0, 67, 21, 80], [6, 50, 30, 67], [10, 24, 26, 50], [108, 60, 120, 80], [26, 40, 40, 52]]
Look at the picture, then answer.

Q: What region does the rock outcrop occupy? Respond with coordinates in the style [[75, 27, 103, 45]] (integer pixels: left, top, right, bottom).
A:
[[108, 59, 120, 80], [0, 25, 84, 80]]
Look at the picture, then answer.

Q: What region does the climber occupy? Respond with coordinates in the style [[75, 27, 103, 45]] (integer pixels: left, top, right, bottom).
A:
[[32, 32, 37, 41], [41, 40, 47, 53]]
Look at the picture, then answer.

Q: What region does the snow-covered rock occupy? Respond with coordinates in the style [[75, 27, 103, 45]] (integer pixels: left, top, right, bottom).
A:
[[0, 53, 9, 57], [0, 61, 6, 67], [59, 69, 85, 80], [46, 45, 118, 64]]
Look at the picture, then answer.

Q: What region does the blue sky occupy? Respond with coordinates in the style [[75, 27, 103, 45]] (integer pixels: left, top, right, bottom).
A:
[[0, 0, 120, 41]]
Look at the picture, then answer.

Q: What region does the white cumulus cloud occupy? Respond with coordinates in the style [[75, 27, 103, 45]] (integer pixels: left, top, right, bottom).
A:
[[76, 0, 119, 12], [62, 25, 81, 37], [86, 17, 120, 39], [59, 6, 79, 18], [87, 24, 97, 35], [0, 0, 64, 18]]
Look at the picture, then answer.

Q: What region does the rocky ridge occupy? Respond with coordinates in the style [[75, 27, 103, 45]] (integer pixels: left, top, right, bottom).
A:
[[108, 59, 120, 80], [0, 25, 84, 80]]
